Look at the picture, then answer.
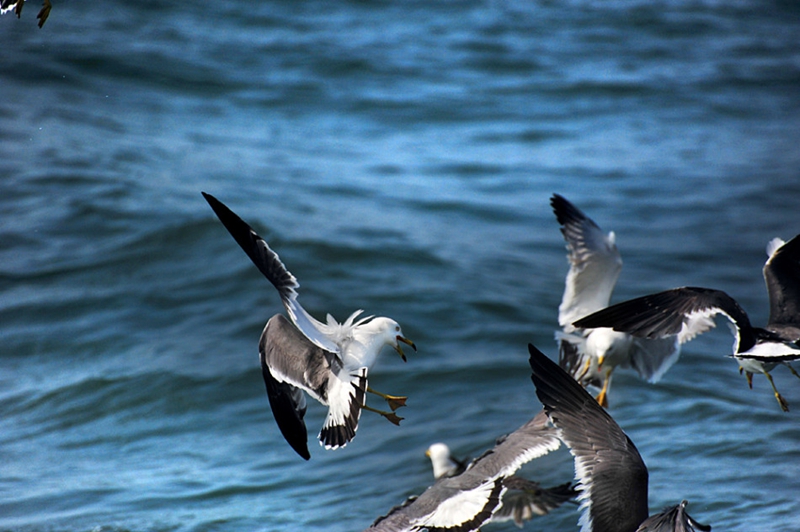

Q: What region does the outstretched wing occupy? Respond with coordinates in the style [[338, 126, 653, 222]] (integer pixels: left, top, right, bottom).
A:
[[551, 194, 623, 331], [764, 234, 800, 332], [202, 192, 339, 353], [573, 286, 755, 353], [365, 410, 561, 532], [529, 343, 650, 532]]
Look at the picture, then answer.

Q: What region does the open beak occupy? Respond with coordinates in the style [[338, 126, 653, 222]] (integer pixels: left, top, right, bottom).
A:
[[394, 335, 417, 363]]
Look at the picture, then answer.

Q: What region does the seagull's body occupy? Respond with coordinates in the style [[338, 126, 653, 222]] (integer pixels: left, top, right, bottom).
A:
[[573, 235, 800, 412], [552, 194, 679, 406], [528, 344, 712, 532], [366, 411, 562, 532], [203, 192, 415, 459], [425, 442, 575, 529]]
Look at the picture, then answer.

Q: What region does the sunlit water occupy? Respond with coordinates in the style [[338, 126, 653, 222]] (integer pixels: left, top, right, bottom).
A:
[[1, 1, 799, 530]]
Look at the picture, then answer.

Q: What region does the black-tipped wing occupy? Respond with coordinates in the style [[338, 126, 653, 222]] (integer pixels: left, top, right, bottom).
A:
[[764, 234, 800, 332], [551, 194, 622, 330], [365, 410, 561, 532], [260, 362, 310, 460], [202, 192, 338, 353], [260, 314, 342, 459], [528, 344, 649, 532], [493, 478, 577, 527], [203, 192, 299, 302], [636, 500, 712, 532], [573, 287, 755, 352]]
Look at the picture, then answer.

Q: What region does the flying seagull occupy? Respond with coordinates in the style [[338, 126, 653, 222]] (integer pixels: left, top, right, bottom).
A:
[[1, 0, 51, 27], [573, 235, 800, 412], [528, 343, 712, 532], [425, 442, 576, 528], [365, 410, 562, 532], [551, 194, 679, 407], [202, 192, 416, 459]]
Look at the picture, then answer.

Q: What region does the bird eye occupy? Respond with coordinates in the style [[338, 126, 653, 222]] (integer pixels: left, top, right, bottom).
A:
[[396, 326, 400, 331]]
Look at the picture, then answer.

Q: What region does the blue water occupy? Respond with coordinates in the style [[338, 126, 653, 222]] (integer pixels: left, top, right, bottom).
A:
[[2, 1, 800, 530]]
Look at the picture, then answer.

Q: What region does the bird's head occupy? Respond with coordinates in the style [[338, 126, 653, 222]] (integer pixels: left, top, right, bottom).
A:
[[425, 443, 452, 479], [366, 317, 416, 362]]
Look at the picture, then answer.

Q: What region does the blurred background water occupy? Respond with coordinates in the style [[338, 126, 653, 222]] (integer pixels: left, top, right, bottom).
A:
[[1, 1, 800, 530]]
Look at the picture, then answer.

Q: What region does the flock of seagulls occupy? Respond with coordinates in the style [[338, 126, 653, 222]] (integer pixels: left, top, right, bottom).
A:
[[204, 191, 799, 531]]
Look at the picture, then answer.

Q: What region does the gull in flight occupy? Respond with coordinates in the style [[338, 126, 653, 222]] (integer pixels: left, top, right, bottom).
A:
[[573, 234, 800, 412], [365, 410, 563, 532], [552, 194, 680, 407], [203, 192, 416, 459], [425, 442, 576, 528]]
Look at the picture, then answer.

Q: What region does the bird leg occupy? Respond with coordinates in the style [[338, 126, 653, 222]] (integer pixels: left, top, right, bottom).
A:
[[362, 404, 404, 426], [595, 368, 613, 408], [575, 356, 592, 383], [785, 362, 800, 380], [740, 367, 754, 389], [763, 371, 790, 412], [367, 386, 407, 411]]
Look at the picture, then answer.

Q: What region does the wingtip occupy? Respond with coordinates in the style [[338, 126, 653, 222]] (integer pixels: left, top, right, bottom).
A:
[[293, 441, 312, 460]]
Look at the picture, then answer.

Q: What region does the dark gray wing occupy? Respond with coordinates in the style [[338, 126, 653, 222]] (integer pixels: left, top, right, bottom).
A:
[[202, 192, 338, 353], [493, 477, 577, 527], [528, 343, 649, 532], [551, 194, 622, 330], [764, 234, 800, 333], [573, 287, 756, 354], [260, 314, 342, 460], [636, 500, 712, 532], [365, 410, 561, 532], [261, 358, 310, 461]]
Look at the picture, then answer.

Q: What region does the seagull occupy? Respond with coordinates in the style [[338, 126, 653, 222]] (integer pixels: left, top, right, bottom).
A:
[[425, 443, 469, 479], [365, 410, 563, 532], [551, 194, 680, 407], [1, 0, 51, 27], [425, 442, 576, 528], [528, 343, 712, 532], [573, 235, 800, 412], [202, 192, 416, 459]]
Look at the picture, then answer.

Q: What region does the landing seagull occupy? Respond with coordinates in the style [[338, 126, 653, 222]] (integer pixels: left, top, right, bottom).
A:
[[573, 235, 800, 412], [425, 442, 576, 528], [365, 410, 562, 532], [202, 192, 416, 459], [528, 343, 712, 532], [552, 194, 679, 407]]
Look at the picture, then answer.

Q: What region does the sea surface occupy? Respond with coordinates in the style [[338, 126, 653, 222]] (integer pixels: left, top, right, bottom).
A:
[[2, 1, 800, 530]]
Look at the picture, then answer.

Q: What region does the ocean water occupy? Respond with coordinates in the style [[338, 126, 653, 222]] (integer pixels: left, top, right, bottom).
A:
[[2, 1, 800, 530]]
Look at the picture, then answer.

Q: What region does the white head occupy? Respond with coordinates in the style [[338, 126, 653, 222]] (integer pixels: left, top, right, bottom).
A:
[[425, 443, 453, 479], [357, 317, 416, 362], [586, 328, 631, 367]]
